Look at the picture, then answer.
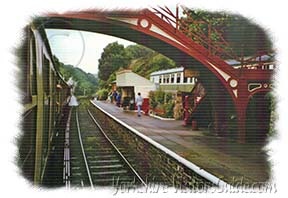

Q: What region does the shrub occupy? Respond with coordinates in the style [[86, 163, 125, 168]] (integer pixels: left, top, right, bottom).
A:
[[163, 102, 175, 118], [149, 90, 175, 118], [154, 90, 165, 104], [165, 92, 173, 103], [173, 98, 183, 120], [148, 91, 157, 109], [96, 89, 109, 100]]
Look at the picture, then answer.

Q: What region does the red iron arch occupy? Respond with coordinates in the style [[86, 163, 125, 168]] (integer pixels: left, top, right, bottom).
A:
[[37, 7, 274, 143]]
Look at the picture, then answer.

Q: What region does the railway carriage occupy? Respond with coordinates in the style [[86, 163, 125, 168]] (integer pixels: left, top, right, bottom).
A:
[[18, 21, 71, 185]]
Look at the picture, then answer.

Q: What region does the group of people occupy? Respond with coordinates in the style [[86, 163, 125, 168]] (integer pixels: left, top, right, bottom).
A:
[[108, 90, 143, 117], [108, 90, 122, 107]]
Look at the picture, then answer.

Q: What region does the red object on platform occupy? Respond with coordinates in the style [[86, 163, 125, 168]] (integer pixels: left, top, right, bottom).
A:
[[142, 98, 150, 115]]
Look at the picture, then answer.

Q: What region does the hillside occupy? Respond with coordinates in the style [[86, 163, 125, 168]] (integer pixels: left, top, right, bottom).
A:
[[97, 43, 177, 89], [54, 56, 98, 96], [128, 52, 176, 79]]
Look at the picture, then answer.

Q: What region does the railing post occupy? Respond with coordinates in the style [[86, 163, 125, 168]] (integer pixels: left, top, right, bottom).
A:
[[175, 4, 179, 32], [236, 80, 249, 144]]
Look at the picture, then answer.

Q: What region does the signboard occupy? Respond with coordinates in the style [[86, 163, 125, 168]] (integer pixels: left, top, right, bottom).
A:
[[184, 69, 199, 77]]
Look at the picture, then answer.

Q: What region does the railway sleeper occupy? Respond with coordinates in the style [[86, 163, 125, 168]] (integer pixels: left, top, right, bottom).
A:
[[88, 159, 120, 164], [87, 154, 118, 159], [91, 170, 128, 176], [93, 177, 140, 186], [90, 164, 124, 169]]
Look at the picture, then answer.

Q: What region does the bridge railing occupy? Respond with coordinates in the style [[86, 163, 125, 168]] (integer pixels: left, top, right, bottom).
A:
[[151, 6, 239, 61], [151, 6, 275, 72], [151, 6, 179, 30]]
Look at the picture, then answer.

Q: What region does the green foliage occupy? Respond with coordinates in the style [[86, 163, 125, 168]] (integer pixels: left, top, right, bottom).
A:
[[96, 88, 109, 100], [181, 9, 273, 57], [106, 72, 116, 87], [181, 10, 232, 43], [125, 44, 154, 60], [163, 102, 175, 118], [98, 42, 130, 87], [97, 42, 176, 89], [155, 91, 165, 105], [148, 91, 157, 109], [54, 56, 98, 96], [98, 79, 108, 89], [149, 91, 175, 118], [266, 92, 276, 137], [149, 90, 164, 109], [130, 53, 176, 78], [165, 92, 173, 103], [224, 16, 272, 56]]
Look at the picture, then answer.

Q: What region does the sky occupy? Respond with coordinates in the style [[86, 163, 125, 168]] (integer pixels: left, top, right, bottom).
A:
[[45, 6, 183, 75], [46, 29, 135, 74]]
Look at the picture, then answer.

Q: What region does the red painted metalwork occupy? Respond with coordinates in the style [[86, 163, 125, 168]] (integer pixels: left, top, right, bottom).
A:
[[183, 82, 206, 129], [44, 6, 274, 143], [150, 6, 274, 143]]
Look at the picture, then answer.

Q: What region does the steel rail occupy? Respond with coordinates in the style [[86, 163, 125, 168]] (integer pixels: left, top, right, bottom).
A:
[[63, 108, 72, 189], [87, 108, 148, 187], [75, 109, 94, 189]]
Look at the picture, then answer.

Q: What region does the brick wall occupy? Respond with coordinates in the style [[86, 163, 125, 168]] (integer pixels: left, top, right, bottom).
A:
[[89, 104, 215, 189]]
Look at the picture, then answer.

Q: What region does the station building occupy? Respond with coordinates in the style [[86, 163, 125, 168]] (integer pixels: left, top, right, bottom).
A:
[[149, 67, 198, 102], [115, 70, 156, 112], [150, 67, 197, 93]]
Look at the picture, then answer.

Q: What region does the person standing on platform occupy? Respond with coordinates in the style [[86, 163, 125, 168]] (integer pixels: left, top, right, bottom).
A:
[[136, 92, 143, 117], [112, 90, 117, 103], [116, 92, 121, 107]]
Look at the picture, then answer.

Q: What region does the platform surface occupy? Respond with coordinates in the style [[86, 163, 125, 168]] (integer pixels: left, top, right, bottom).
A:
[[92, 100, 270, 184]]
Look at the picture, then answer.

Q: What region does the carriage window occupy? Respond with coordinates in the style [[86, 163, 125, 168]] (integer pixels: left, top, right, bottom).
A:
[[184, 77, 188, 83], [171, 74, 175, 83], [22, 36, 30, 103], [164, 75, 169, 84], [159, 76, 162, 83], [42, 55, 50, 94], [176, 73, 181, 83], [30, 36, 37, 96]]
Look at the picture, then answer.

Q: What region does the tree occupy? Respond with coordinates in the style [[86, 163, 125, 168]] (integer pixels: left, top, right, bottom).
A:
[[180, 9, 273, 58], [98, 42, 130, 85], [224, 16, 272, 56], [125, 44, 153, 60], [131, 53, 176, 78], [97, 42, 176, 88]]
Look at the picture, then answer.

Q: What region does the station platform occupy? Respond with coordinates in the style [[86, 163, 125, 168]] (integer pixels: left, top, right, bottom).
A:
[[92, 100, 270, 184]]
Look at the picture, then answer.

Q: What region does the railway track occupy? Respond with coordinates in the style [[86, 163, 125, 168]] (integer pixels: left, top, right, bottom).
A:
[[65, 101, 226, 189], [68, 104, 147, 188]]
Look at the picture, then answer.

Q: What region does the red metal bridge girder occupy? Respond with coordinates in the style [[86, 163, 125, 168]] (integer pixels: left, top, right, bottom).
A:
[[44, 8, 273, 143]]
